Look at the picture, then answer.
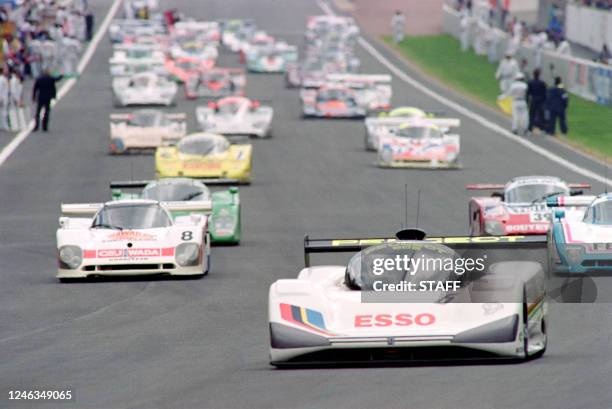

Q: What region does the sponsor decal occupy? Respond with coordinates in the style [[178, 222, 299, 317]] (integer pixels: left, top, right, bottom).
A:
[[280, 303, 333, 335], [354, 313, 436, 327], [505, 224, 548, 233], [84, 247, 174, 259], [105, 231, 156, 242]]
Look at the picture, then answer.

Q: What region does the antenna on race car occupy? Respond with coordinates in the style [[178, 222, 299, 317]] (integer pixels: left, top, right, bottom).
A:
[[404, 183, 408, 228], [605, 156, 608, 194], [416, 188, 422, 229]]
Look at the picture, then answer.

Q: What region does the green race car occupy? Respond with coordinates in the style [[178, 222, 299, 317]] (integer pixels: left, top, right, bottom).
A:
[[110, 178, 241, 244]]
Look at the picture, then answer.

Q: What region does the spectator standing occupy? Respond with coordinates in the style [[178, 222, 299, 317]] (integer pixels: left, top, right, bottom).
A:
[[85, 8, 95, 41], [0, 70, 9, 131], [391, 10, 406, 44], [556, 36, 571, 55], [8, 72, 25, 130], [598, 44, 611, 64], [32, 69, 63, 132], [503, 72, 529, 135], [546, 76, 569, 135], [495, 52, 519, 92], [527, 68, 547, 132], [460, 10, 473, 52]]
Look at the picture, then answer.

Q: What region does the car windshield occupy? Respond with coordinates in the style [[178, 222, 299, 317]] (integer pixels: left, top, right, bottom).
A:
[[178, 136, 228, 155], [129, 111, 159, 127], [205, 72, 226, 82], [505, 183, 568, 204], [584, 201, 612, 224], [178, 60, 197, 70], [317, 89, 351, 103], [218, 102, 241, 115], [131, 76, 150, 88], [92, 204, 171, 229], [346, 242, 462, 294], [143, 182, 210, 201], [396, 126, 441, 139]]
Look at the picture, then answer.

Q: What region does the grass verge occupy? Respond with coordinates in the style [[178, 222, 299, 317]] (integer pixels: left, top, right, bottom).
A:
[[383, 34, 612, 157]]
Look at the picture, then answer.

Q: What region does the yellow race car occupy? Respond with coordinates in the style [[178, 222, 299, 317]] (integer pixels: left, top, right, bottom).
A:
[[155, 133, 252, 184]]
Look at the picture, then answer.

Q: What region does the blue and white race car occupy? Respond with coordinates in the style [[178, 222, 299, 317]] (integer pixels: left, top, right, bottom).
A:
[[548, 194, 612, 274]]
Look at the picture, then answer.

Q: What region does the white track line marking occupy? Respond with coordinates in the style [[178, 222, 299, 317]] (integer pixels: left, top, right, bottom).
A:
[[317, 0, 612, 187], [0, 0, 124, 168]]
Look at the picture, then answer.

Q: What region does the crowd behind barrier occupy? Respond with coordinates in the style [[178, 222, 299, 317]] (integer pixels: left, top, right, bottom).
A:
[[443, 2, 612, 107], [0, 0, 93, 131]]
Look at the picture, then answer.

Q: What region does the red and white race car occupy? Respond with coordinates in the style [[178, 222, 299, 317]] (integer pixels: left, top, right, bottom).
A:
[[57, 200, 212, 281], [376, 118, 461, 169], [467, 176, 589, 236], [184, 68, 246, 99], [165, 56, 215, 83]]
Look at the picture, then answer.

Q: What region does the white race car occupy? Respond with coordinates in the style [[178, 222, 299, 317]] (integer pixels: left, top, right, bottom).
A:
[[109, 44, 166, 66], [196, 96, 273, 138], [269, 230, 548, 366], [109, 110, 187, 154], [57, 200, 211, 281], [112, 72, 178, 107], [376, 118, 461, 169], [109, 59, 168, 78]]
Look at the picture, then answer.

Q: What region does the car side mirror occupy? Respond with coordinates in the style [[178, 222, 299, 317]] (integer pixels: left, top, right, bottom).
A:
[[491, 192, 504, 200], [555, 210, 565, 220], [229, 186, 238, 194]]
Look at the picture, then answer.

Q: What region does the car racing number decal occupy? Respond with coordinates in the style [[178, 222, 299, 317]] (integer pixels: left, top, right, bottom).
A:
[[181, 231, 193, 241]]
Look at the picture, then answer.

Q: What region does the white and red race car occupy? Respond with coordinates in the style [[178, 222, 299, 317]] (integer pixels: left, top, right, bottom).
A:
[[269, 230, 548, 366], [195, 96, 273, 138], [57, 200, 211, 281], [467, 176, 589, 236], [109, 110, 187, 154], [376, 118, 461, 169]]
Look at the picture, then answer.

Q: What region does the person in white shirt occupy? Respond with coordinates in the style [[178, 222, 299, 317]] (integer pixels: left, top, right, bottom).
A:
[[0, 71, 10, 131], [495, 52, 519, 92], [391, 10, 406, 44], [460, 12, 473, 52], [556, 37, 571, 56], [9, 72, 23, 108], [501, 72, 529, 135]]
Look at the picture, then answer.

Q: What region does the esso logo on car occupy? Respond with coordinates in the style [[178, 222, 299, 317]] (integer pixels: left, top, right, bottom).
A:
[[354, 313, 436, 327]]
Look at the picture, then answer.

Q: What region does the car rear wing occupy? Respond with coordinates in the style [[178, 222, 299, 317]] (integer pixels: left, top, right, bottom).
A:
[[61, 200, 212, 218], [162, 200, 212, 212], [365, 117, 461, 129], [546, 196, 596, 207], [61, 203, 104, 217], [326, 73, 391, 87], [466, 183, 590, 190], [303, 234, 547, 267], [109, 179, 242, 189]]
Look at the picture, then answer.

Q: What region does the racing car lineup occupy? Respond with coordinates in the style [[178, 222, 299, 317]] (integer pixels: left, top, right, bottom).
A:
[[51, 6, 612, 369]]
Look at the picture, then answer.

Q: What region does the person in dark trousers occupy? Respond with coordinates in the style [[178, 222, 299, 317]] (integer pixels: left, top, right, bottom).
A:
[[545, 76, 569, 136], [85, 10, 95, 41], [32, 70, 63, 132], [526, 68, 547, 132]]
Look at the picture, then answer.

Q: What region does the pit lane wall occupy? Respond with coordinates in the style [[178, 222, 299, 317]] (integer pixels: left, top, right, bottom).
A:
[[566, 3, 612, 57], [442, 3, 612, 106]]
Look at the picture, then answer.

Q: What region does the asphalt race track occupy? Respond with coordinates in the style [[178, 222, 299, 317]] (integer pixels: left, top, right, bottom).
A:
[[1, 1, 611, 408]]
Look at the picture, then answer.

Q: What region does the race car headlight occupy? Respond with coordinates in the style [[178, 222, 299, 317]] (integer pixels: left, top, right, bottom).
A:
[[484, 220, 505, 235], [565, 245, 585, 264], [59, 245, 82, 269], [175, 243, 200, 266]]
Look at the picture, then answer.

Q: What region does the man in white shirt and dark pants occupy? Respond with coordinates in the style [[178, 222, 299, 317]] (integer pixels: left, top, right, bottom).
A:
[[502, 72, 529, 135]]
